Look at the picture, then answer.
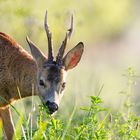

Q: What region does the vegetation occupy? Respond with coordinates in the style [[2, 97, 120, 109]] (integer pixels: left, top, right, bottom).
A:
[[0, 67, 139, 139], [0, 0, 140, 139]]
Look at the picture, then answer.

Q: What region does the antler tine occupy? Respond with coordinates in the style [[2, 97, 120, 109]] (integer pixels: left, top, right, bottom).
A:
[[44, 10, 54, 62], [68, 14, 73, 39], [56, 14, 73, 65], [56, 33, 68, 65]]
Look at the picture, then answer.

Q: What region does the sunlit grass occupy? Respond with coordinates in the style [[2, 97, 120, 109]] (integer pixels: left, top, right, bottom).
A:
[[6, 67, 139, 139], [0, 0, 139, 139]]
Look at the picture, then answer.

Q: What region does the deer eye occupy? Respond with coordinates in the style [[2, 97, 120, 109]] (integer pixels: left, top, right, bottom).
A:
[[60, 82, 66, 93], [62, 82, 66, 89], [39, 80, 45, 87]]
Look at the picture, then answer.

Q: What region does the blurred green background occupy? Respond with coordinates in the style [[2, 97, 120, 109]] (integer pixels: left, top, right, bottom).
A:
[[0, 0, 140, 118]]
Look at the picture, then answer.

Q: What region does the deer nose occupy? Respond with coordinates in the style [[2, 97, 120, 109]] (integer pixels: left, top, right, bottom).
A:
[[46, 101, 58, 113]]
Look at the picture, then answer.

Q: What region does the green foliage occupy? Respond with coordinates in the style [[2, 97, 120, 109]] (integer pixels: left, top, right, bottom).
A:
[[73, 96, 110, 140], [0, 119, 3, 140], [9, 67, 140, 140], [0, 1, 139, 139], [13, 95, 140, 140]]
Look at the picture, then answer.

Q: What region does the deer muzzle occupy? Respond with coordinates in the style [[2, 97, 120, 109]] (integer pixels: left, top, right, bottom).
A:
[[46, 101, 58, 114]]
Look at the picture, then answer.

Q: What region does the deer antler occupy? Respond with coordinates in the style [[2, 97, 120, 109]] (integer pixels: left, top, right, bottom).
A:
[[44, 10, 54, 63], [56, 14, 73, 65]]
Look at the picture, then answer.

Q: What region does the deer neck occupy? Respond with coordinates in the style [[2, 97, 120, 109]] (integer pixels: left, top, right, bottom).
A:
[[8, 53, 39, 99]]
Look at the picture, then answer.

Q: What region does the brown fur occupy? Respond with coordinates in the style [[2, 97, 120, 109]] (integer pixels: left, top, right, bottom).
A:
[[0, 32, 38, 107], [0, 32, 38, 140]]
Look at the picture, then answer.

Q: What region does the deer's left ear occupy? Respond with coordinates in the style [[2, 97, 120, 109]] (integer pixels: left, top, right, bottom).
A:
[[63, 42, 84, 70], [26, 36, 47, 67]]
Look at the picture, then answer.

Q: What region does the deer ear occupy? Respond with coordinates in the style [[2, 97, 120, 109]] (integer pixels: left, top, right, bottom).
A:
[[63, 42, 84, 70], [26, 36, 47, 67]]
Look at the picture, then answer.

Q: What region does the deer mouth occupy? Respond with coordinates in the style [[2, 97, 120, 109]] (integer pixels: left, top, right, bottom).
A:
[[45, 101, 58, 115], [46, 108, 58, 115]]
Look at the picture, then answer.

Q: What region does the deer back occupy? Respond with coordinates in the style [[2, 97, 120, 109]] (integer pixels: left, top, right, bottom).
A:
[[0, 32, 38, 107]]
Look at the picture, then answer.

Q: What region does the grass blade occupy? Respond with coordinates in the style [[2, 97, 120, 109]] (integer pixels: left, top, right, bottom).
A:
[[62, 105, 77, 140]]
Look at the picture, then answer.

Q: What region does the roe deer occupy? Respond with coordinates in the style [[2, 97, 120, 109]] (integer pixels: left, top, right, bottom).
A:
[[0, 11, 84, 140]]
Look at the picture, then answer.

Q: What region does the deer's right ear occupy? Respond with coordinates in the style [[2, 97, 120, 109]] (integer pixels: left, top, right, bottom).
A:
[[26, 36, 47, 67]]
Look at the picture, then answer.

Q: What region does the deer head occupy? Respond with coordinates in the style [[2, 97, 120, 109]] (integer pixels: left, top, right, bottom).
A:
[[26, 11, 84, 114]]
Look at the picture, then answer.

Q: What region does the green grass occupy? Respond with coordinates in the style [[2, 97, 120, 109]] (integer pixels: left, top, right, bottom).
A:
[[0, 1, 139, 139], [11, 96, 140, 140], [6, 67, 140, 140]]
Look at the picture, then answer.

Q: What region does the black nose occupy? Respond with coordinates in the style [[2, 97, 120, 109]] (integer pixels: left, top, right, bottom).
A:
[[46, 101, 58, 114]]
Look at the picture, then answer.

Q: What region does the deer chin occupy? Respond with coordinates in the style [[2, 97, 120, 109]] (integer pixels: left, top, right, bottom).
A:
[[45, 106, 58, 115], [46, 109, 57, 116], [50, 111, 57, 116]]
